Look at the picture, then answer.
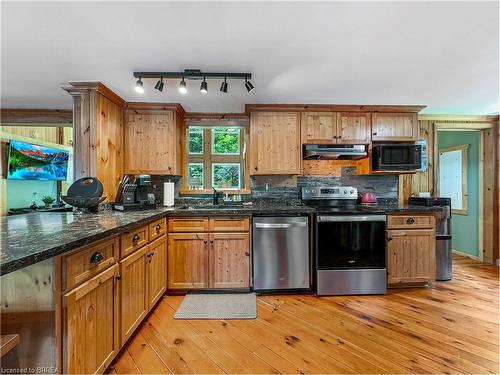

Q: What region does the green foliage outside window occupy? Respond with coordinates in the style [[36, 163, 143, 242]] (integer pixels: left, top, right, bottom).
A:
[[212, 127, 240, 154], [212, 164, 240, 189], [188, 128, 203, 154]]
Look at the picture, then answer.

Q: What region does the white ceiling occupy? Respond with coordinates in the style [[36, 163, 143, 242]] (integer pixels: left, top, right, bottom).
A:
[[1, 1, 499, 114]]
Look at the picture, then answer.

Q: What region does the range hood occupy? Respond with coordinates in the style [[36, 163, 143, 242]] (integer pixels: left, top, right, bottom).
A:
[[303, 144, 367, 160]]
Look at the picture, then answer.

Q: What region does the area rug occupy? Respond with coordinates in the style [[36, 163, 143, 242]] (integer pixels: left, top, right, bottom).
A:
[[174, 293, 257, 320]]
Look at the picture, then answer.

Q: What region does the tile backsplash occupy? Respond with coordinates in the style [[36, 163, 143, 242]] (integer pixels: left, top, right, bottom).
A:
[[251, 167, 398, 199], [147, 168, 398, 203]]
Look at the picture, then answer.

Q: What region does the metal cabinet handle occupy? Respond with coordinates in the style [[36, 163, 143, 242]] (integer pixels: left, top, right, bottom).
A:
[[210, 240, 214, 244], [407, 218, 415, 224], [203, 240, 208, 244], [90, 252, 104, 264], [373, 132, 377, 135], [147, 252, 155, 258], [132, 234, 140, 242], [155, 224, 161, 233], [115, 274, 122, 280]]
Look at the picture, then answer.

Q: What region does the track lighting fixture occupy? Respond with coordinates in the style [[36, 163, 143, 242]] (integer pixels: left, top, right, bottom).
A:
[[220, 77, 228, 93], [179, 78, 187, 94], [132, 69, 253, 95], [154, 77, 164, 92], [200, 77, 208, 93], [245, 78, 254, 92], [134, 78, 144, 94]]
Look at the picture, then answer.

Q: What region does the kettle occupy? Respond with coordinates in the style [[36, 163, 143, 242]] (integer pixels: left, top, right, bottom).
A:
[[360, 187, 377, 204]]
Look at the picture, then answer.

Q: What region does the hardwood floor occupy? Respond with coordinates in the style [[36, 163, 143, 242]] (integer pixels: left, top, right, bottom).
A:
[[108, 255, 499, 374]]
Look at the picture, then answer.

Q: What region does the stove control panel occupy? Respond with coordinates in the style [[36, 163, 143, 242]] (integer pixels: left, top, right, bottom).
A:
[[302, 186, 358, 200]]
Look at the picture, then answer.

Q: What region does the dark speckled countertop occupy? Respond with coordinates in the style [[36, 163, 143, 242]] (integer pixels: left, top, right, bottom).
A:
[[1, 202, 437, 275]]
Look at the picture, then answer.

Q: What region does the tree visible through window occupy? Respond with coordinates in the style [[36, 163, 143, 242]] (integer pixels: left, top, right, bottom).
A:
[[186, 126, 245, 191]]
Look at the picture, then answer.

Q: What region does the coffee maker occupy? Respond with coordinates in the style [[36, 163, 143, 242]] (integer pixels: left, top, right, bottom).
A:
[[113, 174, 156, 211]]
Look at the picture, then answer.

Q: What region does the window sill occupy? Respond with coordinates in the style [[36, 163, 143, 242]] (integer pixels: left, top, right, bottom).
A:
[[180, 189, 251, 195]]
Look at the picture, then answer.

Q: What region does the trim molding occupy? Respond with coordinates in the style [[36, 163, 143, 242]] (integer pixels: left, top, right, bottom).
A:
[[245, 103, 426, 114], [452, 249, 481, 261], [0, 109, 72, 124], [124, 102, 185, 116]]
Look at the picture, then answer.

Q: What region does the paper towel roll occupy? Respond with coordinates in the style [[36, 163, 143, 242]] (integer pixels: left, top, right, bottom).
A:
[[163, 181, 175, 207]]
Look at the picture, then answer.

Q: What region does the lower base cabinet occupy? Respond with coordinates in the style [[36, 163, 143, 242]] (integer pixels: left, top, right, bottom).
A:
[[168, 233, 209, 289], [120, 247, 148, 344], [210, 233, 250, 288], [147, 236, 167, 308], [387, 228, 435, 285], [167, 217, 251, 290], [64, 264, 120, 374]]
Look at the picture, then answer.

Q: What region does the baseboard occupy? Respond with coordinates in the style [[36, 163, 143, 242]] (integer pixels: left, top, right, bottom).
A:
[[452, 249, 481, 261]]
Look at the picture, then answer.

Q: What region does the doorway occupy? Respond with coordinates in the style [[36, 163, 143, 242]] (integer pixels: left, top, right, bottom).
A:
[[435, 125, 495, 263]]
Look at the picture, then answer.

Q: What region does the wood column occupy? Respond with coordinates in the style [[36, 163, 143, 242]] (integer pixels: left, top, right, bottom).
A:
[[63, 82, 125, 202]]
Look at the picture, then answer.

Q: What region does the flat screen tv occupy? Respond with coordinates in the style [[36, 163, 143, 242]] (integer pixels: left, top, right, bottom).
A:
[[7, 140, 69, 181]]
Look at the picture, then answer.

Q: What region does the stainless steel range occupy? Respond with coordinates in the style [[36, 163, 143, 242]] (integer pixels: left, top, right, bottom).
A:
[[302, 186, 387, 295]]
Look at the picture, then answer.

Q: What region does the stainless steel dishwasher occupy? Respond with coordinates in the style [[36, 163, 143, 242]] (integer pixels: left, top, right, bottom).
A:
[[253, 216, 310, 291]]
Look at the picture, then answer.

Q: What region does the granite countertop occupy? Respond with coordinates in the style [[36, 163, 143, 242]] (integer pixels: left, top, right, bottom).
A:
[[0, 204, 315, 275], [1, 202, 437, 276]]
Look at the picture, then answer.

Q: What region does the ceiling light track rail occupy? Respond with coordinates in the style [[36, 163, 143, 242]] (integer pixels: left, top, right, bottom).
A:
[[133, 69, 254, 94], [133, 70, 251, 80]]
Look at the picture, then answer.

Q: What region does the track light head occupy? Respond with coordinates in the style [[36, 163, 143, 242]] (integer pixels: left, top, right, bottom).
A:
[[134, 78, 144, 94], [200, 77, 208, 94], [154, 78, 164, 92], [220, 77, 228, 93], [179, 78, 187, 94], [245, 78, 254, 92]]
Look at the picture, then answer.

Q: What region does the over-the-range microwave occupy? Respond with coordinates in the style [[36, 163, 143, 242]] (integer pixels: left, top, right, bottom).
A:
[[372, 144, 422, 171]]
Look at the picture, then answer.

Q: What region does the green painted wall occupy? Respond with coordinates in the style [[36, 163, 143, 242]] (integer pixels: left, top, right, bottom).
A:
[[438, 130, 480, 257]]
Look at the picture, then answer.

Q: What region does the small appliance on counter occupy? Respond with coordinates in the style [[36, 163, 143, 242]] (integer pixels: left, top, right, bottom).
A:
[[408, 196, 452, 281], [302, 186, 387, 295], [60, 177, 106, 214], [359, 187, 377, 204], [372, 144, 422, 171], [113, 174, 156, 211]]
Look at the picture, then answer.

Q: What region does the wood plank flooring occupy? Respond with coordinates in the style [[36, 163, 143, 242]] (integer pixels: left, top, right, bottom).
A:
[[108, 255, 499, 374]]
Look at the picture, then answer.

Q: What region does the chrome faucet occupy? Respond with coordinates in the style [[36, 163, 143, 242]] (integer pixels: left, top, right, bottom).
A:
[[212, 187, 222, 205]]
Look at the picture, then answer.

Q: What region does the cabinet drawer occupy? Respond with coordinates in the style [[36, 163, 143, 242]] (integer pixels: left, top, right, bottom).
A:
[[121, 225, 149, 258], [168, 217, 209, 232], [149, 218, 167, 241], [387, 215, 434, 229], [63, 236, 119, 291], [209, 217, 250, 232]]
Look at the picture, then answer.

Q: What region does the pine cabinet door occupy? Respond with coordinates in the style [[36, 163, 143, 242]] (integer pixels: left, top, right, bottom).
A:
[[147, 236, 167, 309], [301, 112, 337, 143], [387, 229, 435, 285], [250, 112, 301, 175], [209, 233, 250, 288], [336, 112, 372, 144], [120, 247, 147, 344], [124, 111, 177, 174], [372, 113, 418, 141], [64, 264, 119, 374], [168, 233, 209, 289]]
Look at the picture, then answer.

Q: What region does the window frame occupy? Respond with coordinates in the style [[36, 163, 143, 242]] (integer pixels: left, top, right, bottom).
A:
[[181, 120, 250, 195]]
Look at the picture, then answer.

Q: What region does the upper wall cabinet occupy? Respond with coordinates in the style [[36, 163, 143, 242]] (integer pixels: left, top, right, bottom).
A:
[[336, 112, 372, 144], [301, 112, 371, 144], [124, 108, 182, 175], [301, 112, 337, 143], [372, 113, 418, 142], [250, 112, 301, 175]]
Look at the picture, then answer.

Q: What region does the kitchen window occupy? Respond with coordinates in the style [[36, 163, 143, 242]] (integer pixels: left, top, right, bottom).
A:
[[184, 125, 249, 193]]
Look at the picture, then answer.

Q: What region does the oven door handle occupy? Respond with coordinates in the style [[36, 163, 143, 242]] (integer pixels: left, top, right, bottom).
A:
[[317, 215, 386, 222]]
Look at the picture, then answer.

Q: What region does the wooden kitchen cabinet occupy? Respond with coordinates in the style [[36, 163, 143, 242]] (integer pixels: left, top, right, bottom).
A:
[[209, 233, 250, 288], [64, 264, 120, 374], [147, 236, 167, 309], [301, 112, 337, 143], [250, 112, 301, 175], [336, 112, 372, 144], [372, 113, 418, 141], [387, 219, 436, 286], [119, 247, 147, 344], [168, 233, 209, 289], [124, 109, 181, 175]]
